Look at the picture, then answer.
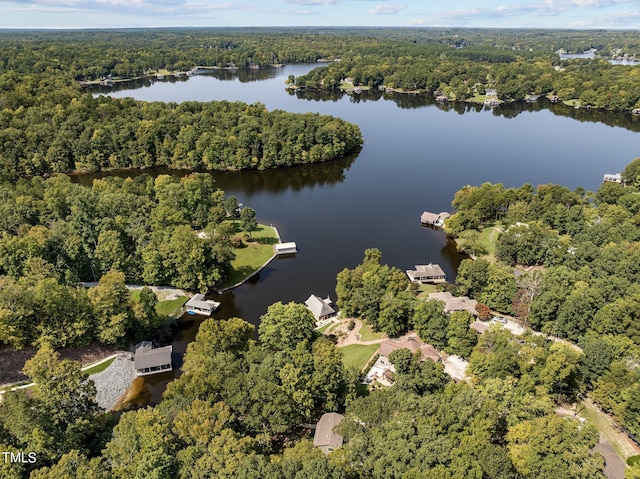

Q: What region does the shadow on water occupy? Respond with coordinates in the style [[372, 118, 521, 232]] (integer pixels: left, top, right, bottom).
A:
[[70, 149, 359, 193]]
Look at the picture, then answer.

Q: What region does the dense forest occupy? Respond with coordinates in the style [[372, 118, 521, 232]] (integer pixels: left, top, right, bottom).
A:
[[0, 30, 363, 180], [448, 157, 640, 451], [0, 287, 611, 479], [0, 173, 244, 349], [2, 28, 640, 478], [293, 44, 640, 110]]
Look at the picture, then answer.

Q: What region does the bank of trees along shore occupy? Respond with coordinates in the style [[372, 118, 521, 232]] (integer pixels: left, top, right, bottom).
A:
[[0, 173, 248, 349], [0, 31, 363, 181], [447, 157, 640, 451]]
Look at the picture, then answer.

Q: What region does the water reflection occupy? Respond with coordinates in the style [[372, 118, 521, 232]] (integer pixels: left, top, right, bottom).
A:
[[71, 151, 358, 193], [289, 87, 640, 132]]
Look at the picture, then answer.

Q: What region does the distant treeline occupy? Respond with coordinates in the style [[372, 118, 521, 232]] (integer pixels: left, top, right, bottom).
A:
[[294, 46, 640, 111], [0, 30, 365, 180]]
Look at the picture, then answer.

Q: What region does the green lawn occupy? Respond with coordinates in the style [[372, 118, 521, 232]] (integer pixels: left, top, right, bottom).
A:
[[340, 344, 381, 372], [415, 283, 439, 299], [130, 290, 188, 318], [82, 357, 116, 376], [358, 322, 386, 341], [339, 81, 370, 91], [156, 296, 188, 317], [467, 93, 488, 104], [316, 322, 335, 334], [218, 224, 279, 289], [563, 99, 581, 107], [478, 227, 500, 261]]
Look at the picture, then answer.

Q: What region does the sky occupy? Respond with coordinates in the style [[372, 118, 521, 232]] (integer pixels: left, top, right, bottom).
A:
[[1, 0, 639, 29]]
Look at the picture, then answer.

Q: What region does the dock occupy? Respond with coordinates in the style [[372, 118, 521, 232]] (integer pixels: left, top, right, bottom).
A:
[[406, 264, 447, 283], [185, 294, 220, 316], [275, 241, 297, 255], [134, 342, 173, 376], [421, 211, 450, 228]]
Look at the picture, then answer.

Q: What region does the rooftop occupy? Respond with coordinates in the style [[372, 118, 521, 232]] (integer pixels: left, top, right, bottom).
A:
[[314, 412, 344, 450]]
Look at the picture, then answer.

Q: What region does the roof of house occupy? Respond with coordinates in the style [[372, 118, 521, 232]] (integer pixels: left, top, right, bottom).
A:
[[421, 211, 440, 223], [134, 342, 172, 370], [428, 291, 454, 302], [305, 294, 336, 318], [379, 339, 441, 363], [414, 264, 446, 277], [379, 339, 422, 357], [313, 412, 345, 448], [443, 298, 478, 315], [427, 292, 478, 315], [421, 344, 441, 363]]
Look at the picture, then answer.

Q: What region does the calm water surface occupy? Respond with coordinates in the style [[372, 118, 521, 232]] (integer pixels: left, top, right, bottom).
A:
[[90, 64, 640, 406]]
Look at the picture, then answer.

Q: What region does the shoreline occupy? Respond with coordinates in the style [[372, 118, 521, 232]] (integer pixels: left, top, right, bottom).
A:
[[80, 63, 289, 88], [215, 224, 282, 293]]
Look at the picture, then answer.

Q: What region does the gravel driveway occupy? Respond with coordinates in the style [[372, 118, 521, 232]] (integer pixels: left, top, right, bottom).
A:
[[89, 354, 137, 411]]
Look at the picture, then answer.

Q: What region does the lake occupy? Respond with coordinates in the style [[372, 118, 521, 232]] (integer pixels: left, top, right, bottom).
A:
[[90, 63, 640, 406]]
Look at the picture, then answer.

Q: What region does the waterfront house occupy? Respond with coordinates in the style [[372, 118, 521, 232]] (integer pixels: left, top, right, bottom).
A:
[[421, 211, 451, 228], [603, 173, 623, 184], [428, 292, 479, 316], [185, 294, 220, 316], [314, 413, 344, 454], [485, 88, 497, 97], [275, 242, 297, 255], [134, 341, 173, 376], [305, 294, 337, 321], [406, 264, 446, 283]]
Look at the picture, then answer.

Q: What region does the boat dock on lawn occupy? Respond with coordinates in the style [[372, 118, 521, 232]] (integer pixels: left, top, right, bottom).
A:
[[185, 294, 220, 316], [274, 241, 297, 255]]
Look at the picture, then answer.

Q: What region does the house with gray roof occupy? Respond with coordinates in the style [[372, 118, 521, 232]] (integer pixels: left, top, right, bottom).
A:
[[305, 294, 336, 321], [313, 412, 345, 454], [134, 341, 173, 376], [406, 263, 446, 283]]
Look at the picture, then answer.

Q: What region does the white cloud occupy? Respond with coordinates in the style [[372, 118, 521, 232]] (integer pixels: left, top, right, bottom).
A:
[[369, 2, 404, 14], [283, 0, 337, 5]]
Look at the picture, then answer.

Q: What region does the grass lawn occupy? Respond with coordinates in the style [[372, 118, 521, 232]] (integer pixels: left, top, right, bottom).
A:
[[316, 322, 335, 334], [579, 399, 638, 461], [339, 82, 370, 90], [415, 283, 439, 299], [358, 322, 386, 341], [478, 227, 500, 262], [130, 290, 188, 318], [467, 93, 488, 104], [340, 344, 381, 372], [218, 224, 279, 289], [563, 99, 581, 107], [82, 357, 116, 376], [156, 296, 188, 317]]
